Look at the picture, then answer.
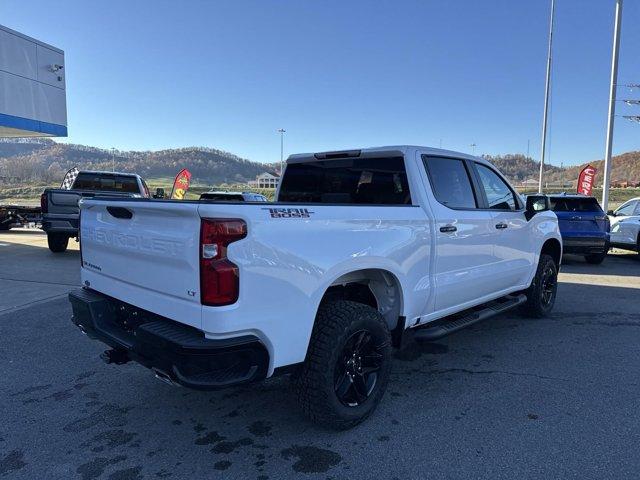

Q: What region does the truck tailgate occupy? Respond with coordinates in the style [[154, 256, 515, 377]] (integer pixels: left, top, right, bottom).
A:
[[49, 190, 82, 214], [80, 200, 202, 328]]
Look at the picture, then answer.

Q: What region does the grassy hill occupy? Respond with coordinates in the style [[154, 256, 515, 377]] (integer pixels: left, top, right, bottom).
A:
[[485, 151, 640, 186], [544, 151, 640, 185], [1, 139, 638, 205], [0, 138, 278, 186]]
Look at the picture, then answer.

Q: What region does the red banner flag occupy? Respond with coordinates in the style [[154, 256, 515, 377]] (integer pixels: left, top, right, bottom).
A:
[[170, 168, 192, 200], [577, 165, 596, 196]]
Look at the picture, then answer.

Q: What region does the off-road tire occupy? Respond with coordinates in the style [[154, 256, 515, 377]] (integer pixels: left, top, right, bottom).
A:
[[585, 252, 607, 264], [293, 300, 392, 430], [47, 233, 69, 253], [520, 253, 558, 318]]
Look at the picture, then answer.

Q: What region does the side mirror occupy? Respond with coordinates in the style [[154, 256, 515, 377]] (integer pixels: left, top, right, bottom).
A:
[[153, 188, 165, 199], [525, 195, 549, 221], [607, 209, 615, 216]]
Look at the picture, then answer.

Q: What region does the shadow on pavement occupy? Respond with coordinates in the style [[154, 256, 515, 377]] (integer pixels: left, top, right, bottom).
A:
[[0, 228, 46, 236], [561, 251, 640, 277]]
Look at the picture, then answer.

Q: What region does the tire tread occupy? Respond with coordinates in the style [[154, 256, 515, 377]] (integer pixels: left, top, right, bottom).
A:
[[293, 300, 390, 430]]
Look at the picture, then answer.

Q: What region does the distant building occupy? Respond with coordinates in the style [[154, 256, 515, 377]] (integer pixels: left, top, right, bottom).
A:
[[520, 179, 539, 187], [248, 172, 280, 189], [0, 25, 67, 138], [610, 181, 640, 188]]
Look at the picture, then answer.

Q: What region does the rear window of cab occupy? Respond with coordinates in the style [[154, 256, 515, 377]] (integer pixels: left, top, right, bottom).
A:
[[73, 173, 139, 193], [278, 157, 411, 205]]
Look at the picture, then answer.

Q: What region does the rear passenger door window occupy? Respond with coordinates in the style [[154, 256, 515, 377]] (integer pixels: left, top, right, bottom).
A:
[[422, 156, 477, 209], [475, 164, 518, 211]]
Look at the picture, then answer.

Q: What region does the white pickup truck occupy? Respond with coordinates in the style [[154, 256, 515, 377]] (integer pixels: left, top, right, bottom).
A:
[[70, 146, 562, 429]]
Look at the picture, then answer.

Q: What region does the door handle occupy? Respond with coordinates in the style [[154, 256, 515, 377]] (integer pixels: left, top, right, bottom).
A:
[[495, 223, 508, 229], [107, 206, 133, 219], [439, 225, 457, 233]]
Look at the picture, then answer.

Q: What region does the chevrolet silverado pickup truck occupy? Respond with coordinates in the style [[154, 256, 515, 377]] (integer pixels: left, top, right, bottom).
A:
[[41, 171, 150, 252], [70, 146, 562, 429]]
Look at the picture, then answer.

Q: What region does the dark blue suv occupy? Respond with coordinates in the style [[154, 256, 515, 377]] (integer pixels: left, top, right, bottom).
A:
[[549, 194, 610, 264]]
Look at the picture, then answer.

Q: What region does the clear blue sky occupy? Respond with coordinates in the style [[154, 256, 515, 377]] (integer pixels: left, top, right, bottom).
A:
[[3, 0, 639, 165]]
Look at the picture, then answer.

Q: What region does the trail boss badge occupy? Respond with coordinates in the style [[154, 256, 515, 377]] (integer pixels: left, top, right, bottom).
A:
[[263, 208, 314, 218]]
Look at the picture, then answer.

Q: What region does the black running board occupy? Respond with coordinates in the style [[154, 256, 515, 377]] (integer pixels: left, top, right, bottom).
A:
[[412, 294, 527, 341]]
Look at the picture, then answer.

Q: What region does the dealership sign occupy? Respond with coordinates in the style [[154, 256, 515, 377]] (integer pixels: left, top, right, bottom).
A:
[[577, 165, 597, 196]]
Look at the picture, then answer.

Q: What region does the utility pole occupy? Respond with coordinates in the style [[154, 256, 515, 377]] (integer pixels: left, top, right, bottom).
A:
[[111, 147, 116, 172], [602, 0, 623, 211], [527, 139, 530, 159], [470, 143, 477, 155], [277, 128, 286, 177], [538, 0, 556, 193]]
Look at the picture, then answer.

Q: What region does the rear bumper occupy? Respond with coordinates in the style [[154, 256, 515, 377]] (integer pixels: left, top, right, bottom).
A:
[[561, 236, 609, 255], [69, 288, 269, 390], [610, 242, 639, 252], [42, 214, 78, 235]]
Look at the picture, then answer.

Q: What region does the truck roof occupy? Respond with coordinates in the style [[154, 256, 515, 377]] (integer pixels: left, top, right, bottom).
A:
[[78, 170, 141, 178], [547, 192, 589, 198], [204, 191, 247, 195], [287, 145, 490, 166]]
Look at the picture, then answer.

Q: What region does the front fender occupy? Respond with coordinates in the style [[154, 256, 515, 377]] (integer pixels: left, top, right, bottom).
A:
[[528, 210, 562, 280]]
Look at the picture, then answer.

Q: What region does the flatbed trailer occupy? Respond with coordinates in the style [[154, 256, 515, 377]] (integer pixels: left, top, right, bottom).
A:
[[0, 204, 42, 230]]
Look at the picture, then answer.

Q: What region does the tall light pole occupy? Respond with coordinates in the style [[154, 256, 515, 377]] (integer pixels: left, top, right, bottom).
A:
[[277, 128, 286, 177], [470, 143, 477, 155], [111, 147, 116, 172], [538, 0, 556, 193], [602, 0, 624, 211]]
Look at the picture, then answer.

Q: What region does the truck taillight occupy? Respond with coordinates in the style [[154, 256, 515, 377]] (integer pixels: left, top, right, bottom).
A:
[[40, 192, 48, 214], [200, 219, 247, 306]]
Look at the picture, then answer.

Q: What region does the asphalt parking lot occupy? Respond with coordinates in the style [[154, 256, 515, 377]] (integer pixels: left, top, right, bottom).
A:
[[1, 229, 640, 479]]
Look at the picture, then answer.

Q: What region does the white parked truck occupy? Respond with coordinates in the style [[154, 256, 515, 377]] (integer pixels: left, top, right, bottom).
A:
[[70, 146, 562, 429]]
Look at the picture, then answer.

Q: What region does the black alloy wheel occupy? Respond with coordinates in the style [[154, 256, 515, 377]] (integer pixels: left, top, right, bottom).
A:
[[540, 263, 557, 307], [334, 330, 384, 407], [520, 253, 558, 318], [293, 300, 392, 429]]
